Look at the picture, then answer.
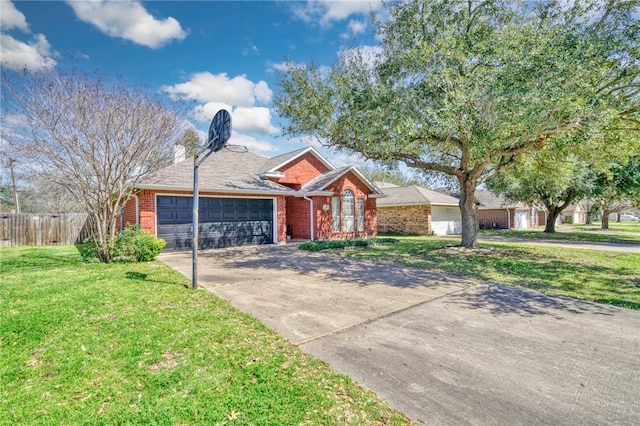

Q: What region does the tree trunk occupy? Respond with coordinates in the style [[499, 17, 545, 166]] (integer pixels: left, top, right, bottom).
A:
[[601, 210, 610, 230], [544, 206, 563, 233], [458, 176, 479, 248]]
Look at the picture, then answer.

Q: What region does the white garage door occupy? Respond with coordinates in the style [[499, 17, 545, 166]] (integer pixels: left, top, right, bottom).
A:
[[515, 211, 529, 229], [431, 206, 462, 235]]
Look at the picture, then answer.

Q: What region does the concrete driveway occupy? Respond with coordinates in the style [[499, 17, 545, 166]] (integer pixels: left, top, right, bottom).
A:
[[159, 244, 640, 425]]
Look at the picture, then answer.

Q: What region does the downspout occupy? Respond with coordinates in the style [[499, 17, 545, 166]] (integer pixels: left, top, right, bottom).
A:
[[303, 194, 315, 241]]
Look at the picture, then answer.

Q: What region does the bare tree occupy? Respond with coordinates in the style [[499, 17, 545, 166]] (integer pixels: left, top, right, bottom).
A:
[[2, 69, 187, 261]]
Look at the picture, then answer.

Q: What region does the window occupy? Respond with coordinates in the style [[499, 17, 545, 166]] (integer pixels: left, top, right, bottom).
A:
[[357, 198, 365, 232], [343, 190, 355, 232], [331, 196, 340, 232]]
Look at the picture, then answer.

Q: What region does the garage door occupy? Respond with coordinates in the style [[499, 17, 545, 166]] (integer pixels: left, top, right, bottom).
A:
[[431, 206, 462, 235], [156, 196, 274, 250]]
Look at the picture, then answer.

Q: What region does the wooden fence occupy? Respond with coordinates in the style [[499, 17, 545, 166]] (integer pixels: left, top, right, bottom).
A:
[[0, 213, 91, 247]]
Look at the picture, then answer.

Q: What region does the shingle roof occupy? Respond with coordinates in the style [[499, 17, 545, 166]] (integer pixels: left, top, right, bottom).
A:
[[136, 149, 296, 194], [374, 181, 400, 189], [475, 189, 525, 209], [377, 185, 460, 207], [301, 166, 384, 196]]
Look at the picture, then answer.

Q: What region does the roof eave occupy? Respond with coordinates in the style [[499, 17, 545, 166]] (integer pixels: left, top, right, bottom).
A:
[[135, 184, 296, 196]]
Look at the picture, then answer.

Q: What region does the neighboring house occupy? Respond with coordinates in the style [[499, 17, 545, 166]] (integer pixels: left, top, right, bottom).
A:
[[122, 147, 383, 250], [556, 204, 586, 225], [475, 189, 536, 230], [376, 185, 462, 235]]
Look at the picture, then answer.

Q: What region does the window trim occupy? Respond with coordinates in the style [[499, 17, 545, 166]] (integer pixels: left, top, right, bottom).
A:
[[356, 197, 365, 232], [331, 195, 341, 233], [343, 189, 355, 233]]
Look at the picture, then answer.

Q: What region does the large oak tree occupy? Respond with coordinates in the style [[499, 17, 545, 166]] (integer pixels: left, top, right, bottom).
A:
[[275, 0, 640, 247]]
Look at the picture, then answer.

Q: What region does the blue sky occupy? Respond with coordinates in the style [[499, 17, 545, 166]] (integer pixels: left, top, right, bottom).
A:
[[1, 0, 384, 165]]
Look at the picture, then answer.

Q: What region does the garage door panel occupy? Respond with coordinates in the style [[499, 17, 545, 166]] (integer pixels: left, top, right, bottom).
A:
[[157, 196, 273, 250]]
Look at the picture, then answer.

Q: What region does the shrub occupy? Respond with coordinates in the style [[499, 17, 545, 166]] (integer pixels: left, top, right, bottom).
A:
[[298, 238, 398, 252], [112, 224, 166, 262]]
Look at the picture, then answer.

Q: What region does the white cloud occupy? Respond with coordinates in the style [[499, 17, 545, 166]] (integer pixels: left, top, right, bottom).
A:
[[0, 0, 57, 71], [66, 0, 186, 49], [254, 81, 273, 103], [268, 61, 305, 73], [233, 107, 279, 134], [163, 72, 272, 106], [0, 33, 57, 71], [166, 72, 278, 135], [343, 19, 367, 38], [193, 103, 278, 135], [193, 102, 228, 123], [348, 19, 367, 34], [0, 0, 29, 32], [228, 131, 278, 154], [293, 0, 382, 27]]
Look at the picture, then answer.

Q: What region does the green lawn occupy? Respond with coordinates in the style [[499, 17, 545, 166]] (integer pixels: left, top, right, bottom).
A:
[[332, 236, 640, 310], [0, 246, 409, 425], [571, 220, 640, 234], [478, 223, 640, 244]]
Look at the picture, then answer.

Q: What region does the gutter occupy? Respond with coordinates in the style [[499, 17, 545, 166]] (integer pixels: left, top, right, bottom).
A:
[[303, 194, 315, 241]]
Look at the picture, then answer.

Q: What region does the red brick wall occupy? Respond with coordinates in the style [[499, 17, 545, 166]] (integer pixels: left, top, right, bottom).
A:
[[314, 171, 377, 240], [122, 196, 138, 227], [276, 153, 330, 189], [130, 189, 287, 243], [286, 196, 311, 239], [478, 209, 511, 229]]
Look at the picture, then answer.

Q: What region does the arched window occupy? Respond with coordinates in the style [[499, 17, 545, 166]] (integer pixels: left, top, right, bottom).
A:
[[343, 189, 355, 232]]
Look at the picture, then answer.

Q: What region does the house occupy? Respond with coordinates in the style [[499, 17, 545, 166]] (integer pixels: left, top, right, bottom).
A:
[[556, 204, 586, 225], [376, 184, 462, 235], [475, 189, 537, 230], [122, 147, 383, 250]]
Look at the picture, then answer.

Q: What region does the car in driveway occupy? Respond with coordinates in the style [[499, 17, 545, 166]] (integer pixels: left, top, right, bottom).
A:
[[620, 213, 639, 221]]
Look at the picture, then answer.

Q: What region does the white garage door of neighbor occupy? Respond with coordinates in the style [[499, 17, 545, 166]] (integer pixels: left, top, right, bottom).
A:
[[516, 211, 529, 229], [431, 206, 462, 235]]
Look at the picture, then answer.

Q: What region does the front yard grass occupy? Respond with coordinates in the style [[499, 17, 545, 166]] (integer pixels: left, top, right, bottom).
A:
[[572, 220, 640, 235], [330, 236, 640, 310], [0, 246, 409, 425], [478, 224, 640, 244]]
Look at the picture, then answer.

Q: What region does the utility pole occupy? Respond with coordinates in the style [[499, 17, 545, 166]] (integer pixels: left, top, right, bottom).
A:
[[8, 158, 20, 213]]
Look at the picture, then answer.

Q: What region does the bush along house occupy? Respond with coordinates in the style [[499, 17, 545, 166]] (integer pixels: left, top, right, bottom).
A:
[[121, 147, 384, 250]]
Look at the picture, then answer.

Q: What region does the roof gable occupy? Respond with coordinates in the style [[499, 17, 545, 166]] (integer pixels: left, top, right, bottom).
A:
[[301, 166, 384, 197], [262, 147, 334, 174]]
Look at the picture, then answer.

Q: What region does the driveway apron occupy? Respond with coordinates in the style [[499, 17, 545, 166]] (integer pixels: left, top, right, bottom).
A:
[[159, 244, 640, 425]]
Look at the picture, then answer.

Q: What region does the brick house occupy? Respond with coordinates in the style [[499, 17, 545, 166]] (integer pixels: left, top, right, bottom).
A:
[[475, 189, 538, 229], [376, 184, 462, 235], [122, 147, 383, 250]]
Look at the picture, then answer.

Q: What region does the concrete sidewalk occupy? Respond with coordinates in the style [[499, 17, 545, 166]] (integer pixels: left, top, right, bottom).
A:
[[159, 244, 640, 424]]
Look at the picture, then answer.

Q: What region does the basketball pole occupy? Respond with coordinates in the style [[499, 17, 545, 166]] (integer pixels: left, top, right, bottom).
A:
[[191, 109, 231, 290], [192, 134, 218, 290]]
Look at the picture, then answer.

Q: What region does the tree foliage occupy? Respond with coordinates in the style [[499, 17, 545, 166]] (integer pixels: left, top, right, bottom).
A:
[[1, 69, 187, 261], [275, 0, 640, 247], [486, 150, 598, 232], [593, 155, 640, 228]]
